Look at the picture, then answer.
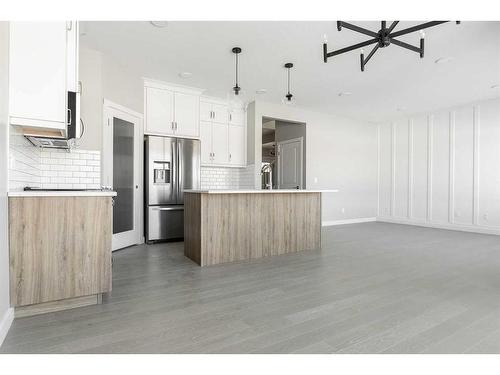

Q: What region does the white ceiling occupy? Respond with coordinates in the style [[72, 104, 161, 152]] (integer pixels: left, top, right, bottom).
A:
[[81, 21, 500, 123]]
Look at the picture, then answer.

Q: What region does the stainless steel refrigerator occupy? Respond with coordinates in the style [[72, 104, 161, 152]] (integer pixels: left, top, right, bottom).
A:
[[145, 135, 200, 242]]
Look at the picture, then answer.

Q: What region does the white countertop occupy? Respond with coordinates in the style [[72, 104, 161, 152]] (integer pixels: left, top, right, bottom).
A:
[[184, 189, 339, 194], [8, 191, 117, 197]]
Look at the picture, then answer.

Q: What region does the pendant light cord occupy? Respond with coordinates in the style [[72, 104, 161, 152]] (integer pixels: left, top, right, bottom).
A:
[[287, 67, 290, 94], [235, 53, 239, 87]]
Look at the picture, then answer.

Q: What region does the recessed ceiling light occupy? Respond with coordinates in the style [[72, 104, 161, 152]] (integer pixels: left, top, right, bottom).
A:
[[338, 92, 352, 97], [256, 88, 267, 94], [150, 21, 169, 28], [434, 57, 454, 64], [178, 72, 193, 79], [491, 84, 500, 89]]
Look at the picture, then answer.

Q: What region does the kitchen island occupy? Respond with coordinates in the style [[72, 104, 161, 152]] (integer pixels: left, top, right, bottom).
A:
[[184, 189, 338, 266]]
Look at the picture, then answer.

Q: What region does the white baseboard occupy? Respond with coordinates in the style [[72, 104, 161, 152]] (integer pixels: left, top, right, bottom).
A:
[[377, 217, 500, 236], [0, 307, 14, 347], [322, 217, 377, 226]]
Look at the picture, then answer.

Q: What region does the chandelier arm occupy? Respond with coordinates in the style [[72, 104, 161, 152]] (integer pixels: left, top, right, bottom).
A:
[[389, 21, 449, 38], [387, 21, 399, 33], [363, 44, 379, 65], [390, 38, 422, 54], [325, 38, 378, 59], [337, 21, 379, 38]]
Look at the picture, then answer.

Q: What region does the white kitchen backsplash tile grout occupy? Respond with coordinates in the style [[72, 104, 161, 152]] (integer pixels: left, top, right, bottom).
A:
[[9, 126, 102, 191], [200, 164, 255, 190]]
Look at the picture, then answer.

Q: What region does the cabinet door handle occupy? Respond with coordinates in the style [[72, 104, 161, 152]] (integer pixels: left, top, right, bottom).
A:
[[78, 81, 82, 94], [213, 111, 216, 120], [229, 153, 232, 161], [229, 113, 232, 122], [67, 108, 72, 125], [171, 121, 174, 130], [175, 122, 178, 130]]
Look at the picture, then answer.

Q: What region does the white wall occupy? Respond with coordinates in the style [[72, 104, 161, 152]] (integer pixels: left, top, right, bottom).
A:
[[0, 21, 13, 347], [378, 97, 500, 235], [78, 46, 143, 152], [248, 100, 378, 223]]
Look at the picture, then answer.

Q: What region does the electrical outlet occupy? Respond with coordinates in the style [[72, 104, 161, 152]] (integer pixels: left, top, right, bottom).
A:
[[313, 177, 318, 183], [341, 207, 345, 214]]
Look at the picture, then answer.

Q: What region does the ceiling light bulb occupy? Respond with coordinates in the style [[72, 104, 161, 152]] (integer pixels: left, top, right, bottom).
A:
[[323, 34, 328, 44], [419, 30, 425, 39], [360, 48, 364, 55]]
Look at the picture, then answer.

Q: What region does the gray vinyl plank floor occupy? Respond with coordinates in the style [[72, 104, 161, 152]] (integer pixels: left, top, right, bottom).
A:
[[1, 222, 500, 354]]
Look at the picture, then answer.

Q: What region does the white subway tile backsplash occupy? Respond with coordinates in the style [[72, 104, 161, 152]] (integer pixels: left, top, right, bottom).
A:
[[200, 164, 255, 190], [9, 133, 102, 191]]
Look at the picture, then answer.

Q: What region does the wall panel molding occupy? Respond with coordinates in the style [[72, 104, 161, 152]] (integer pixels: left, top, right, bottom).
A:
[[377, 98, 500, 235]]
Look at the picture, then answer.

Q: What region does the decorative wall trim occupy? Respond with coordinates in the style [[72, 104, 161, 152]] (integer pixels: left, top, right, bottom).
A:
[[322, 217, 377, 226], [448, 111, 455, 224], [427, 115, 433, 222], [472, 105, 480, 225], [0, 307, 14, 347], [390, 122, 396, 216], [377, 98, 500, 235], [408, 119, 414, 219], [377, 216, 500, 236]]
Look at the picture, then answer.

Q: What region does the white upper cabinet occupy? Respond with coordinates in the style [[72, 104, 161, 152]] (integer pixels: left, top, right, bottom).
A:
[[145, 87, 175, 135], [200, 101, 213, 122], [229, 108, 245, 126], [211, 103, 229, 124], [199, 97, 246, 168], [144, 80, 203, 138], [200, 121, 213, 164], [9, 22, 69, 131], [228, 124, 246, 165], [211, 123, 229, 165], [174, 92, 199, 138]]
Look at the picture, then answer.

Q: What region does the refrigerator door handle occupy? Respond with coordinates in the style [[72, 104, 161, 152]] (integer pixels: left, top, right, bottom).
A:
[[177, 140, 183, 202], [152, 206, 184, 211], [171, 139, 177, 202]]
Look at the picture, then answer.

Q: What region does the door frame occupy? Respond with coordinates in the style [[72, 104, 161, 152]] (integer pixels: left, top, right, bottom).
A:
[[102, 99, 144, 251], [277, 136, 304, 189]]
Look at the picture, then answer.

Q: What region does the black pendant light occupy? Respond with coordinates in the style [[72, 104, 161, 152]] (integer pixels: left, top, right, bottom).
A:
[[323, 21, 460, 71], [232, 47, 242, 95], [284, 63, 293, 102]]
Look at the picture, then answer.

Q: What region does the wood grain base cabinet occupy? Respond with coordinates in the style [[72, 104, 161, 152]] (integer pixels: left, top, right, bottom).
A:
[[184, 192, 322, 266], [9, 196, 112, 309]]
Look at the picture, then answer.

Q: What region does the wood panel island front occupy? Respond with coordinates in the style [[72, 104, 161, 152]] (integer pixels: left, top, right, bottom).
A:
[[184, 190, 338, 266]]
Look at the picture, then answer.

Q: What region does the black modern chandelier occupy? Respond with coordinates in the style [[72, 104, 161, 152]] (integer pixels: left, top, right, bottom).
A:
[[323, 21, 460, 71], [284, 63, 294, 102], [232, 47, 242, 95]]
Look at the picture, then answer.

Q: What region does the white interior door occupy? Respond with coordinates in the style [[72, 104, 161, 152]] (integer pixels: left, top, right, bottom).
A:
[[277, 137, 303, 189], [102, 100, 144, 251]]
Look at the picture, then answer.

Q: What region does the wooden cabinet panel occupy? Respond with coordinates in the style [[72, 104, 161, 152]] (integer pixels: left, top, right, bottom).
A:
[[9, 196, 112, 307], [174, 92, 199, 137], [145, 87, 174, 135], [9, 22, 67, 129]]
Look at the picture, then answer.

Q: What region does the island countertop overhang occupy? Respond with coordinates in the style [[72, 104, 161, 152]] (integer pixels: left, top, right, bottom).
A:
[[184, 189, 339, 194]]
